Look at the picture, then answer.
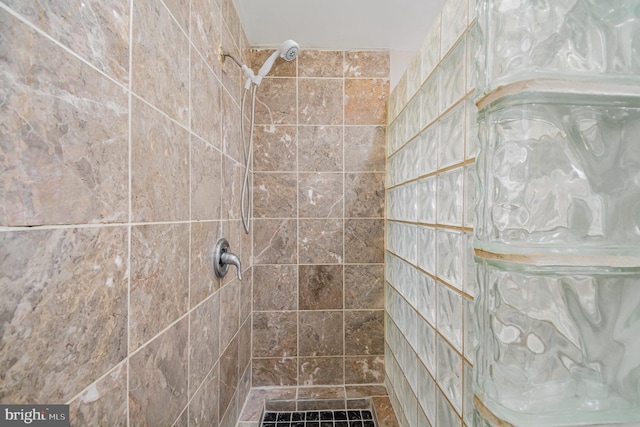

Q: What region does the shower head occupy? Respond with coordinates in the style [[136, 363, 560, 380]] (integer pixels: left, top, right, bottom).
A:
[[255, 39, 300, 85]]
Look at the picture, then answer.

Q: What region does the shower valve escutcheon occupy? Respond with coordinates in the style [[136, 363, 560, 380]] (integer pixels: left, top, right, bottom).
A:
[[213, 238, 242, 281]]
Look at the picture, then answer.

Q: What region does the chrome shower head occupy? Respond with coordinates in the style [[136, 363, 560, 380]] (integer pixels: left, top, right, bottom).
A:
[[255, 39, 300, 84]]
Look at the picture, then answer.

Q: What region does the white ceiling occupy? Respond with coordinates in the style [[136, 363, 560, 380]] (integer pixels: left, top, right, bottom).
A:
[[232, 0, 447, 52]]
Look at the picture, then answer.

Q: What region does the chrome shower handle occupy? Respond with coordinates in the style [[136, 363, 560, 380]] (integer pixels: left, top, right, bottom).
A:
[[213, 238, 242, 281]]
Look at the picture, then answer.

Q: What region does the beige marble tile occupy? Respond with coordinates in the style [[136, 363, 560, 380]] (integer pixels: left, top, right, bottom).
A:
[[189, 293, 220, 397], [345, 385, 389, 398], [373, 396, 400, 427], [344, 126, 387, 172], [299, 265, 344, 310], [68, 363, 127, 427], [345, 79, 389, 125], [253, 173, 298, 218], [191, 136, 222, 221], [239, 268, 253, 323], [345, 356, 386, 385], [345, 265, 384, 309], [253, 219, 297, 264], [220, 0, 241, 48], [189, 362, 219, 426], [129, 317, 188, 427], [221, 155, 244, 220], [299, 219, 344, 264], [191, 0, 222, 78], [253, 265, 298, 311], [299, 79, 344, 125], [299, 51, 344, 77], [252, 358, 298, 387], [345, 173, 385, 218], [130, 223, 189, 351], [131, 97, 189, 222], [190, 221, 222, 307], [0, 13, 128, 226], [132, 0, 189, 124], [344, 51, 390, 78], [238, 318, 252, 377], [345, 219, 384, 263], [219, 336, 239, 417], [162, 0, 189, 33], [191, 50, 222, 148], [219, 280, 240, 352], [298, 173, 344, 218], [299, 311, 344, 357], [253, 125, 298, 172], [254, 78, 297, 125], [252, 312, 297, 357], [0, 227, 127, 403], [222, 88, 244, 163], [297, 386, 346, 400], [299, 357, 345, 386], [2, 0, 130, 83], [298, 126, 343, 172], [173, 408, 189, 427], [220, 25, 243, 106]]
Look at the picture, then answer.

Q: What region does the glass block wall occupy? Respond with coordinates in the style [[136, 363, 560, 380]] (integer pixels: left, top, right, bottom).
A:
[[384, 0, 478, 425], [473, 0, 640, 426]]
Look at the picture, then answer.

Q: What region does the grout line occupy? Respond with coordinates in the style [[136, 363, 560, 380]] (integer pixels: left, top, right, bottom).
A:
[[127, 0, 134, 424]]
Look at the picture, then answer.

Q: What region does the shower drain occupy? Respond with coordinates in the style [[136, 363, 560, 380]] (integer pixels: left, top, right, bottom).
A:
[[260, 409, 376, 427]]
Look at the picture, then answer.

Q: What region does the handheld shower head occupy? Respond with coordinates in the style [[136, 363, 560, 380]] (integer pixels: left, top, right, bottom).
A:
[[255, 39, 300, 85]]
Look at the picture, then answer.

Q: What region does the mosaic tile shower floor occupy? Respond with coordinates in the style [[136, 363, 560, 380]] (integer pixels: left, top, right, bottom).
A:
[[261, 410, 376, 427]]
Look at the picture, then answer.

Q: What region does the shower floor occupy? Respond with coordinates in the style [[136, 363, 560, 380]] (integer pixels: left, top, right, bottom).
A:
[[260, 409, 376, 427]]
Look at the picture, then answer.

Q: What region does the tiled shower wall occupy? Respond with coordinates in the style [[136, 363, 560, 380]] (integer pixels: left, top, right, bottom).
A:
[[385, 0, 477, 425], [249, 50, 390, 388], [0, 0, 253, 425]]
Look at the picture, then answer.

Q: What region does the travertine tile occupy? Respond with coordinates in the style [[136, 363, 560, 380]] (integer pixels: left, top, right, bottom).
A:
[[189, 372, 221, 427], [299, 50, 344, 77], [345, 356, 385, 384], [299, 79, 344, 125], [129, 318, 188, 427], [299, 357, 345, 385], [344, 51, 390, 78], [345, 173, 385, 218], [345, 79, 389, 125], [219, 280, 240, 351], [0, 12, 128, 226], [298, 126, 344, 172], [132, 0, 188, 124], [254, 78, 298, 125], [344, 126, 387, 172], [299, 265, 344, 310], [191, 136, 222, 220], [68, 363, 127, 427], [299, 219, 344, 264], [253, 125, 298, 172], [219, 335, 239, 418], [298, 173, 344, 218], [345, 311, 385, 355], [221, 155, 244, 220], [131, 97, 190, 222], [253, 219, 298, 264], [253, 173, 298, 218], [191, 0, 222, 77], [345, 219, 385, 263], [0, 228, 127, 403], [222, 89, 244, 163], [252, 358, 298, 387], [345, 265, 384, 309], [191, 50, 222, 148], [130, 223, 189, 351], [189, 293, 220, 397], [163, 0, 189, 33]]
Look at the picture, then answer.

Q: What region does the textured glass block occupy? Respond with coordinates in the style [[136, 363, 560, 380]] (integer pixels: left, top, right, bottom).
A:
[[464, 164, 476, 228], [417, 124, 438, 176], [407, 95, 422, 141], [467, 24, 478, 92], [421, 14, 442, 83], [437, 168, 464, 227], [477, 0, 640, 95], [418, 361, 436, 425], [476, 94, 640, 256], [442, 0, 469, 56], [475, 259, 640, 426], [437, 281, 463, 352], [463, 232, 477, 296], [406, 347, 419, 395], [466, 97, 480, 160], [417, 226, 437, 276], [440, 38, 466, 113], [437, 228, 464, 290], [437, 384, 463, 427], [421, 71, 440, 128], [463, 296, 476, 364], [417, 176, 437, 224], [437, 335, 463, 415], [417, 316, 437, 376], [388, 88, 400, 124], [398, 108, 409, 146], [406, 54, 422, 100], [439, 103, 465, 169], [463, 361, 474, 426], [415, 269, 436, 325]]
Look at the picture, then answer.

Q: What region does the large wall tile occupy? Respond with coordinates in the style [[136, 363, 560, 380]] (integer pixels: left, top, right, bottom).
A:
[[299, 311, 344, 357], [191, 136, 222, 221], [252, 358, 298, 387], [299, 79, 344, 125], [253, 312, 298, 357], [298, 126, 343, 171], [191, 0, 222, 77], [190, 293, 220, 397], [253, 265, 298, 311], [253, 125, 298, 172], [299, 265, 344, 310], [0, 227, 128, 403], [0, 13, 128, 227], [299, 357, 345, 385], [345, 79, 389, 125], [344, 126, 387, 172], [298, 173, 343, 218], [299, 51, 344, 77], [254, 78, 297, 125], [189, 363, 219, 427], [299, 219, 344, 264], [253, 173, 297, 218], [191, 51, 222, 148], [344, 51, 390, 78]]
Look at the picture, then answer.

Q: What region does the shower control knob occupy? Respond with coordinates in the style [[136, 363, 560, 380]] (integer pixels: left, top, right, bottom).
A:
[[213, 238, 242, 281]]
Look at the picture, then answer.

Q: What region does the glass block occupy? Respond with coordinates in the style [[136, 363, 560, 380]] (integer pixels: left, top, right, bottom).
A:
[[407, 53, 422, 100], [417, 124, 438, 176], [421, 71, 440, 128], [437, 168, 464, 227], [421, 14, 442, 83], [437, 281, 463, 352], [437, 228, 464, 289], [476, 93, 640, 256], [418, 361, 436, 425], [440, 38, 466, 113], [407, 95, 422, 142], [463, 361, 474, 426], [476, 0, 640, 96], [417, 226, 437, 276], [475, 259, 640, 426], [463, 164, 476, 228], [441, 0, 469, 56], [439, 103, 465, 169], [397, 108, 409, 147], [417, 176, 437, 224], [466, 97, 479, 160], [388, 87, 399, 124], [437, 383, 463, 427], [463, 232, 477, 297], [415, 268, 436, 325], [463, 296, 476, 364], [417, 316, 437, 376], [467, 24, 478, 93]]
